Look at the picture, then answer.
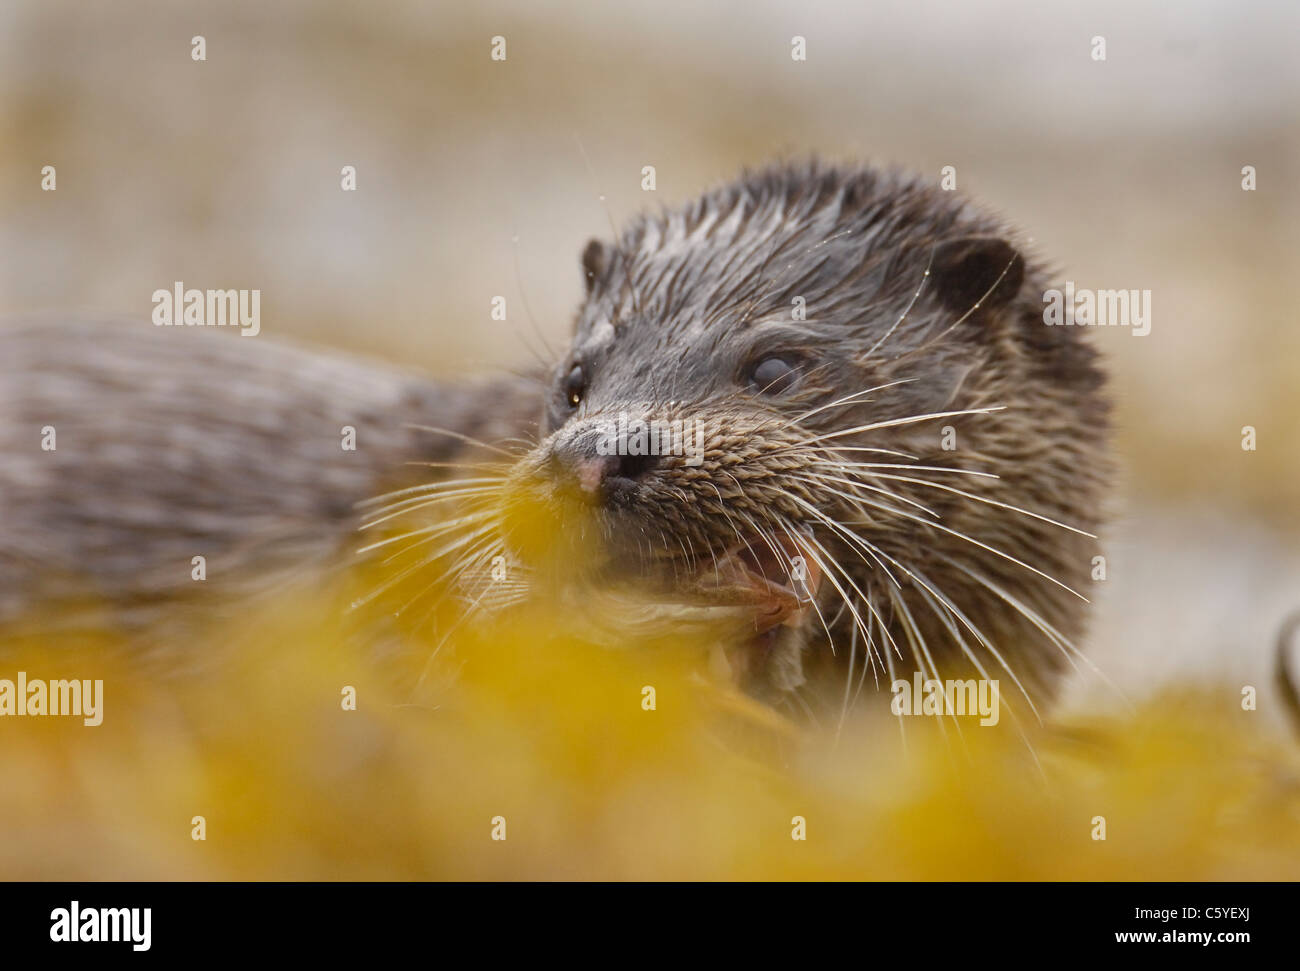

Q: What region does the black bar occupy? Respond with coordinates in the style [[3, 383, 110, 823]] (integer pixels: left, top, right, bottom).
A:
[[0, 881, 1281, 957]]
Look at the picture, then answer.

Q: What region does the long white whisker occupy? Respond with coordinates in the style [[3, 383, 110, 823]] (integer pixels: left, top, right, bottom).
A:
[[359, 487, 500, 529], [778, 378, 916, 430], [790, 406, 1006, 448], [358, 473, 507, 508], [861, 242, 937, 361], [863, 472, 1096, 538], [403, 423, 524, 459]]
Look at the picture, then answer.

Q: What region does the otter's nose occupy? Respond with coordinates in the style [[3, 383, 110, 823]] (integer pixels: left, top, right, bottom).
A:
[[549, 438, 658, 502]]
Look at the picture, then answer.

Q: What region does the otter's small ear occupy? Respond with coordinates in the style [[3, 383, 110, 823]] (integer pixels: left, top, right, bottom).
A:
[[581, 238, 611, 294], [930, 236, 1024, 314]]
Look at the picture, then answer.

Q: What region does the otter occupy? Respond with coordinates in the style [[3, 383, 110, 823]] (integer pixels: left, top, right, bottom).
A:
[[0, 160, 1109, 716]]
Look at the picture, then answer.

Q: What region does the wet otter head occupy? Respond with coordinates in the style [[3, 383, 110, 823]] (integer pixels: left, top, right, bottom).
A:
[[494, 161, 1108, 715]]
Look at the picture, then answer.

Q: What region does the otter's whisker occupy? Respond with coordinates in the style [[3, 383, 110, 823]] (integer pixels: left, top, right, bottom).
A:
[[795, 475, 1091, 605], [792, 527, 885, 676], [371, 517, 501, 561], [359, 486, 502, 529], [940, 556, 1130, 709], [838, 610, 861, 739], [886, 584, 965, 748], [913, 516, 1089, 604], [818, 457, 996, 480], [358, 470, 510, 507], [850, 592, 892, 710], [496, 435, 542, 452], [361, 478, 501, 517], [403, 423, 527, 459], [790, 405, 1007, 448], [414, 569, 503, 689], [402, 536, 507, 625], [793, 470, 940, 519], [778, 378, 916, 430], [863, 472, 1097, 538], [398, 459, 515, 475], [793, 444, 920, 461], [943, 561, 1081, 678], [896, 248, 1023, 358], [357, 508, 498, 555], [754, 522, 839, 667], [912, 581, 1046, 775], [350, 516, 503, 611], [859, 242, 937, 362], [878, 602, 908, 749], [905, 564, 1042, 723], [785, 517, 902, 676], [774, 489, 904, 588], [808, 508, 1043, 723]]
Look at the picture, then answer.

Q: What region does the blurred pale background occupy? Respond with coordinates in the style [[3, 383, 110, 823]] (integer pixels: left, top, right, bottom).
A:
[[2, 0, 1298, 710]]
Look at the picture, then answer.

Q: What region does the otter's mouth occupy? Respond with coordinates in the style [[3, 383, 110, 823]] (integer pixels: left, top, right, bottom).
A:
[[589, 529, 822, 635], [681, 532, 822, 633], [564, 529, 823, 693]]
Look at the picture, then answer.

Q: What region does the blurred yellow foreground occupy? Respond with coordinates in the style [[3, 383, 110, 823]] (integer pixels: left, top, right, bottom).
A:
[[1, 581, 1297, 881]]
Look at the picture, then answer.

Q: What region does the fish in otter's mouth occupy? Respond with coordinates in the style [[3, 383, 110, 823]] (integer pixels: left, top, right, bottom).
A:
[[361, 159, 1109, 714]]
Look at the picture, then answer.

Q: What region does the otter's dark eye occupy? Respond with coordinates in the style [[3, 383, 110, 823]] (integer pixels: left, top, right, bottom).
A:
[[563, 364, 586, 407], [749, 356, 799, 395]]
